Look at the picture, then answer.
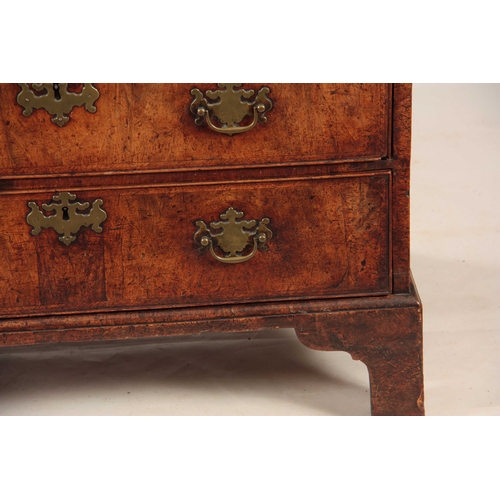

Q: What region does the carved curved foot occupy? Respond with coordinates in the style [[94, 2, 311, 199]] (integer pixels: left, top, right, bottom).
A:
[[362, 334, 424, 416], [295, 283, 424, 416]]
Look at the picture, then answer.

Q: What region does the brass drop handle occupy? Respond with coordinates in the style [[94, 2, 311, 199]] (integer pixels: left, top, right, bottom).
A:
[[26, 192, 107, 246], [194, 207, 272, 264], [190, 84, 273, 136]]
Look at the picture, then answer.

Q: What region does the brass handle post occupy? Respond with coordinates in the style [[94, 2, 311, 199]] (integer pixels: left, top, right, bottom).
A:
[[190, 84, 272, 136], [194, 207, 272, 264]]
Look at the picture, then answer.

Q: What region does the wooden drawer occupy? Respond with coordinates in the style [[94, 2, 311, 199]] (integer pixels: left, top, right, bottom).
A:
[[0, 84, 425, 416], [0, 84, 391, 177], [0, 171, 391, 318]]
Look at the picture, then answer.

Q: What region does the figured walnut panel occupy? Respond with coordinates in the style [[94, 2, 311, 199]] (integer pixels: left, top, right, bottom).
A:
[[0, 84, 390, 176], [0, 172, 390, 317]]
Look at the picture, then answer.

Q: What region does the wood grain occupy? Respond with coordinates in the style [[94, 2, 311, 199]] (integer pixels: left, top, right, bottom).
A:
[[0, 276, 424, 416], [0, 172, 391, 317], [0, 83, 423, 416], [0, 84, 390, 176], [391, 83, 412, 292]]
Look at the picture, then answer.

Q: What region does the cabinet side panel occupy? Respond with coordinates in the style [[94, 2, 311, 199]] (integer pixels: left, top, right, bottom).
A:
[[391, 83, 412, 293]]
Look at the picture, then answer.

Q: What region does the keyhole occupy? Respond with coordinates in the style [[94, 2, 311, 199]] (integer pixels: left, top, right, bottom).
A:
[[53, 83, 61, 101], [62, 206, 70, 220]]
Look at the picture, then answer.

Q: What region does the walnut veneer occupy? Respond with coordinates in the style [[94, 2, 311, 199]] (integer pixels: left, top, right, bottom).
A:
[[0, 84, 424, 415]]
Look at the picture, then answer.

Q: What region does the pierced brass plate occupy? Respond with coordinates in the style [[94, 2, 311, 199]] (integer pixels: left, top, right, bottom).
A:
[[17, 84, 99, 127], [26, 192, 107, 246], [190, 84, 272, 136], [194, 207, 272, 264]]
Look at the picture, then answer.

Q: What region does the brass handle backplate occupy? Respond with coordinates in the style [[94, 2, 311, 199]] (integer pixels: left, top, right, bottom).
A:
[[26, 192, 107, 246], [194, 207, 272, 264], [17, 84, 99, 127], [190, 84, 272, 136]]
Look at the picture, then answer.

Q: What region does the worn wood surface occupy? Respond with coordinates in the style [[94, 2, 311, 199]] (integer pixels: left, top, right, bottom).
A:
[[0, 277, 424, 416], [391, 84, 412, 293], [0, 84, 390, 176], [295, 280, 424, 416], [0, 172, 391, 318], [0, 83, 422, 415]]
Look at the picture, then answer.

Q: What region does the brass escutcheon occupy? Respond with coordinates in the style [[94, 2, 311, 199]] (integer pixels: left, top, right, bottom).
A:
[[190, 84, 272, 136], [26, 192, 107, 246], [194, 207, 272, 264], [16, 84, 99, 127]]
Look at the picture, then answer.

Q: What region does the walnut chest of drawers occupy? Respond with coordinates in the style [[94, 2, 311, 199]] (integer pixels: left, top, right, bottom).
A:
[[0, 83, 424, 415]]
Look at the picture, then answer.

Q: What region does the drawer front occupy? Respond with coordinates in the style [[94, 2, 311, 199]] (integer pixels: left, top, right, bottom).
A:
[[0, 84, 390, 177], [0, 172, 391, 318]]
